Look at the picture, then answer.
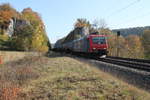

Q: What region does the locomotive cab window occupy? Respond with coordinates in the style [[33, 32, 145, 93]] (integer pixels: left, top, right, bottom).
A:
[[92, 37, 106, 44]]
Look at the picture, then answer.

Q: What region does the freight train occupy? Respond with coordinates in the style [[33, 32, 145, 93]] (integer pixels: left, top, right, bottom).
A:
[[54, 28, 108, 57]]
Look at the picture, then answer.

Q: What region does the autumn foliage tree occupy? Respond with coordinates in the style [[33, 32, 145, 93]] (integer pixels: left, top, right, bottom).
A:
[[126, 35, 144, 58], [142, 30, 150, 59], [10, 24, 34, 51], [0, 4, 50, 52], [107, 33, 144, 59], [5, 7, 50, 52], [0, 3, 18, 49], [0, 3, 18, 34], [74, 18, 91, 28], [107, 34, 129, 57], [20, 8, 50, 52]]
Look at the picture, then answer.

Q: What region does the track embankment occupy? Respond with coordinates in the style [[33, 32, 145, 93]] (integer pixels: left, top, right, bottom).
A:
[[76, 57, 150, 92]]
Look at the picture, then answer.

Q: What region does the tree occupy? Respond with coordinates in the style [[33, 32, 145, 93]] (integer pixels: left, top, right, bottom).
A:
[[107, 34, 128, 57], [142, 30, 150, 59], [126, 35, 144, 58], [0, 34, 9, 50], [10, 25, 34, 51], [0, 3, 18, 34], [21, 8, 50, 52], [0, 5, 50, 51], [108, 34, 144, 58], [74, 18, 91, 28], [93, 19, 107, 29], [92, 19, 111, 35]]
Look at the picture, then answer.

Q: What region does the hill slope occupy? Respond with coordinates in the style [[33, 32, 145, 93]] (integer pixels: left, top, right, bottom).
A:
[[112, 26, 150, 36], [0, 52, 150, 100]]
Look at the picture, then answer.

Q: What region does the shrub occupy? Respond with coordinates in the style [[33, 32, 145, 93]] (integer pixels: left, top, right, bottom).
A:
[[0, 82, 21, 100]]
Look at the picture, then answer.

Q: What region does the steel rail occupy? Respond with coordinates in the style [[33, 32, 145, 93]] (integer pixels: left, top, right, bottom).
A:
[[97, 57, 150, 72]]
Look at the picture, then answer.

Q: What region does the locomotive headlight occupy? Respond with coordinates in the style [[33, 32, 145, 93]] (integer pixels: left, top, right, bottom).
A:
[[103, 48, 106, 49], [93, 48, 96, 50]]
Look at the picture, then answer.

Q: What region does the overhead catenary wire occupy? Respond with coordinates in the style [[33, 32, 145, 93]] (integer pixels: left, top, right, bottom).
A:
[[118, 11, 150, 25], [106, 0, 150, 29], [106, 0, 141, 18], [113, 3, 150, 27]]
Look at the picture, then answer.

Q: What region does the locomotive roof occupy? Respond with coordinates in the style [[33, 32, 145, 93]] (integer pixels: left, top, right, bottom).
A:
[[88, 34, 107, 37], [71, 34, 107, 42]]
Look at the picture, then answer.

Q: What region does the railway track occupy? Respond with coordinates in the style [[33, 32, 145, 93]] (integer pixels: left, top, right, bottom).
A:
[[107, 56, 150, 64], [71, 53, 150, 72], [53, 51, 150, 72], [86, 56, 150, 92], [97, 57, 150, 72]]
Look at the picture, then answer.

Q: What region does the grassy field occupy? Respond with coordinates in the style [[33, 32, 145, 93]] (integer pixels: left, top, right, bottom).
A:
[[0, 51, 150, 100]]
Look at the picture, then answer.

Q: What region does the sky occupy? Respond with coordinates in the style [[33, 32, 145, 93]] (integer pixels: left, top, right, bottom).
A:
[[0, 0, 150, 43]]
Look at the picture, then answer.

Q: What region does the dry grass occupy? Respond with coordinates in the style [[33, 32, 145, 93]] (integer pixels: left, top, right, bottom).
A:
[[0, 51, 150, 100], [0, 51, 42, 100], [0, 51, 42, 64]]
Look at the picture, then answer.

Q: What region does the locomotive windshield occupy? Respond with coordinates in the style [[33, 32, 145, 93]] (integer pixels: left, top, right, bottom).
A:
[[92, 37, 106, 44]]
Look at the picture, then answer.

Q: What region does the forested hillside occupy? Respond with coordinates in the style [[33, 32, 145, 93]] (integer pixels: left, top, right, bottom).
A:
[[113, 26, 150, 36], [112, 26, 150, 59], [0, 3, 50, 52]]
